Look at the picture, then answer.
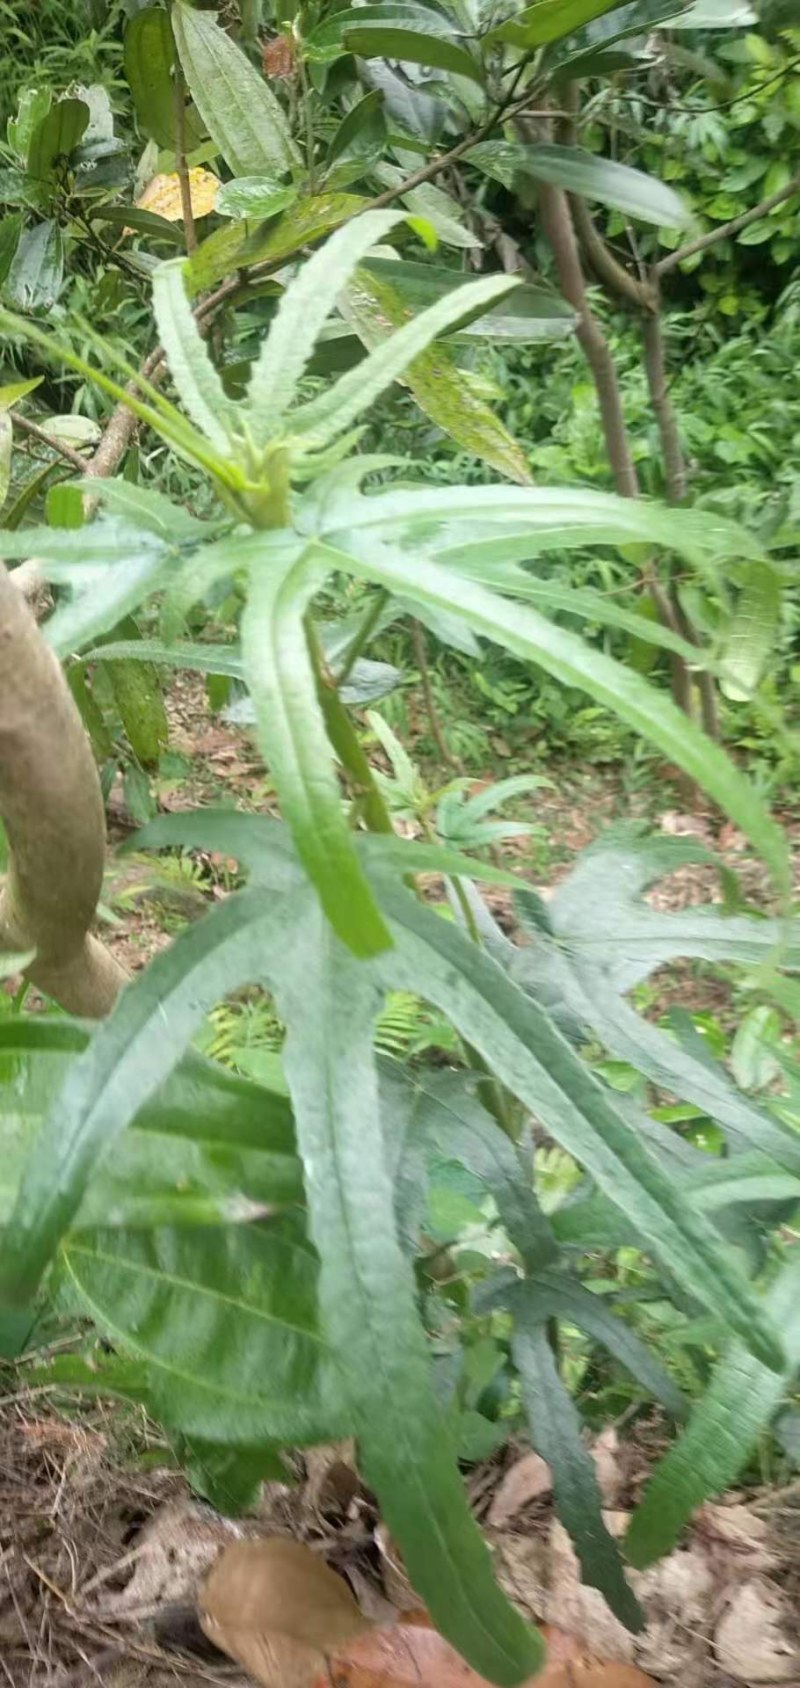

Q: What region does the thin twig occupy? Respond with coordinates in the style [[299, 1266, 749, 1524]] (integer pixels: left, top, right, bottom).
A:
[[656, 172, 800, 276], [172, 25, 197, 255], [411, 618, 460, 771], [11, 413, 90, 475]]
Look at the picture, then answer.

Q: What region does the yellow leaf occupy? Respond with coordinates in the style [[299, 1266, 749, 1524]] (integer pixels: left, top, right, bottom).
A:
[[136, 167, 220, 223]]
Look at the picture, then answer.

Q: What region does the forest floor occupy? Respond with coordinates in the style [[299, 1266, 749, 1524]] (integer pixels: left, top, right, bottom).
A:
[[2, 680, 800, 1687]]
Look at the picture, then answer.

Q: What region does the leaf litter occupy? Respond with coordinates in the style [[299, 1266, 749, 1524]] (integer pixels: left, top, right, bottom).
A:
[[1, 1395, 799, 1687]]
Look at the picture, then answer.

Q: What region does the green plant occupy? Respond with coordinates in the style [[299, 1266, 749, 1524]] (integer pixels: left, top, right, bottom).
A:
[[1, 4, 800, 1682]]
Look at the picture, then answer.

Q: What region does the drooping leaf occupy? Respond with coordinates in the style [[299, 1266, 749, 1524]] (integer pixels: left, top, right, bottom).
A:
[[362, 259, 576, 341], [626, 1252, 800, 1568], [471, 143, 692, 228], [341, 266, 532, 483], [292, 273, 520, 446], [0, 214, 23, 285], [245, 210, 404, 445], [511, 1308, 643, 1630], [5, 219, 64, 310], [314, 537, 790, 899], [241, 544, 392, 957], [306, 4, 460, 61], [172, 3, 300, 178], [274, 909, 544, 1686], [364, 874, 784, 1371]]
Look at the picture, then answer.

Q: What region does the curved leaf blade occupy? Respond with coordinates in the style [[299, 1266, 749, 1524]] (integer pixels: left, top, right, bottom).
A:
[[275, 911, 544, 1685], [152, 257, 240, 452], [241, 545, 392, 957], [627, 1253, 800, 1568], [316, 539, 790, 898], [471, 143, 692, 228]]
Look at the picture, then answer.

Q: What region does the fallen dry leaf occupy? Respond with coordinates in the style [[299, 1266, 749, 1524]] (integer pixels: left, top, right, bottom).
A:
[[714, 1577, 800, 1683], [313, 1619, 659, 1688], [136, 168, 220, 222], [488, 1452, 553, 1528], [200, 1537, 370, 1688]]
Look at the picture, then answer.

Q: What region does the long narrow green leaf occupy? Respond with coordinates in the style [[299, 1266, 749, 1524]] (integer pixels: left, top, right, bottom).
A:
[[626, 1253, 800, 1568], [292, 274, 521, 446], [344, 24, 483, 81], [486, 0, 637, 46], [152, 259, 240, 453], [245, 210, 404, 445], [0, 888, 290, 1301], [366, 876, 784, 1371], [275, 910, 543, 1685], [172, 3, 299, 177], [241, 546, 392, 957], [317, 539, 789, 897], [511, 1304, 643, 1630], [503, 1270, 686, 1417], [471, 143, 691, 228], [720, 560, 782, 701], [342, 266, 532, 484]]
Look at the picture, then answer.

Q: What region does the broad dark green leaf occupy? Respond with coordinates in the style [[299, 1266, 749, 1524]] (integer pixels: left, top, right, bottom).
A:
[[274, 908, 544, 1685], [511, 1304, 643, 1630], [307, 4, 459, 60], [172, 3, 299, 178], [241, 546, 392, 957], [362, 258, 575, 342], [344, 25, 483, 83], [61, 1222, 336, 1444], [27, 98, 89, 192], [215, 177, 297, 219], [172, 1434, 289, 1513], [124, 7, 205, 152], [5, 219, 64, 310], [92, 205, 187, 245], [470, 142, 691, 228], [626, 1253, 800, 1567], [340, 266, 532, 483], [315, 537, 790, 899], [187, 192, 368, 293], [0, 213, 22, 285], [486, 0, 639, 47], [0, 887, 296, 1300], [547, 0, 690, 75], [327, 91, 386, 165], [366, 875, 784, 1370]]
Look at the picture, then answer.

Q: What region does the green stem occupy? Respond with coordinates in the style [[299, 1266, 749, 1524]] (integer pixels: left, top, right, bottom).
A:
[[336, 589, 389, 686], [306, 619, 393, 834]]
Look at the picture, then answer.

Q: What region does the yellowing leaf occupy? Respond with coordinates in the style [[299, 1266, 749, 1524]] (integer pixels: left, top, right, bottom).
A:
[[136, 167, 220, 223]]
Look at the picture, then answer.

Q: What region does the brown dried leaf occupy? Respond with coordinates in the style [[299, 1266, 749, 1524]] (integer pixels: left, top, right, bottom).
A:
[[312, 1618, 659, 1688], [136, 168, 220, 222], [714, 1578, 800, 1683], [488, 1452, 553, 1528], [200, 1537, 370, 1688]]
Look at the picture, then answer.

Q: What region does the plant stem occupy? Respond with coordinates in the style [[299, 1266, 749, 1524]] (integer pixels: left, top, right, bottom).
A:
[[411, 618, 460, 771], [306, 619, 393, 834], [171, 9, 197, 254], [656, 171, 800, 277], [336, 589, 389, 685], [11, 413, 90, 475]]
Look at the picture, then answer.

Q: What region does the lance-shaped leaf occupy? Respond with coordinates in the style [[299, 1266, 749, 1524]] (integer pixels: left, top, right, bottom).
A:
[[343, 23, 483, 82], [361, 258, 576, 341], [471, 143, 692, 228], [511, 1299, 643, 1630], [241, 545, 392, 957], [244, 210, 404, 445], [486, 0, 641, 46], [152, 257, 241, 453], [720, 560, 782, 701], [124, 7, 205, 151], [291, 273, 521, 446], [626, 1252, 800, 1568], [314, 538, 790, 898], [366, 875, 784, 1371], [274, 909, 544, 1686], [341, 265, 532, 484], [0, 518, 175, 657], [172, 3, 299, 178]]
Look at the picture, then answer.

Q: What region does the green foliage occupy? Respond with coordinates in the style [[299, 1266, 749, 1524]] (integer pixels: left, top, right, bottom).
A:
[[2, 5, 800, 1681]]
